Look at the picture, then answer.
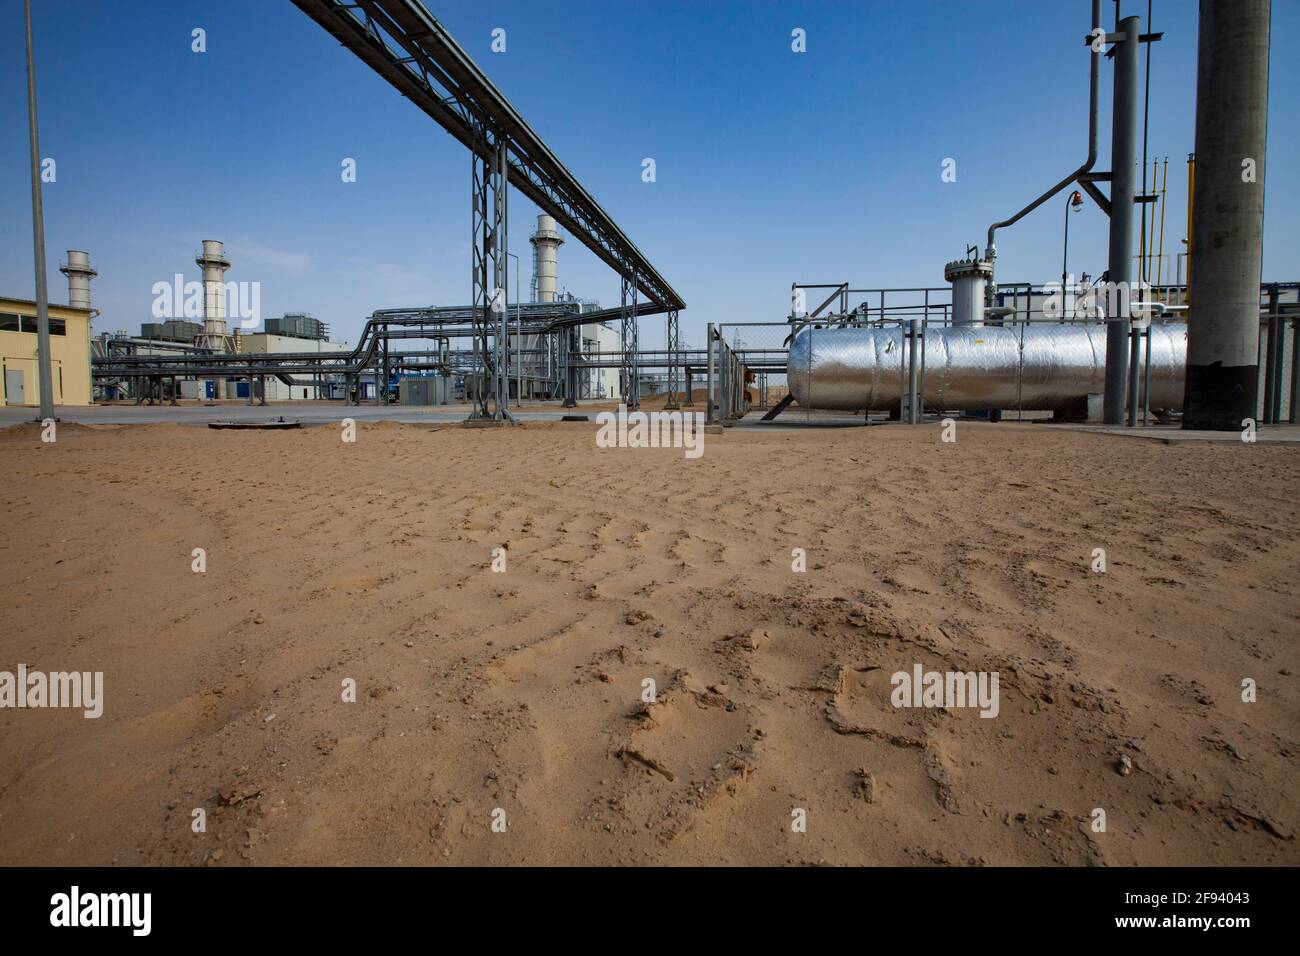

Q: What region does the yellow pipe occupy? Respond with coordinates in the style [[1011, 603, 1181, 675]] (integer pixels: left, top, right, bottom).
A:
[[1137, 159, 1145, 288], [1156, 157, 1168, 297], [1154, 158, 1164, 287]]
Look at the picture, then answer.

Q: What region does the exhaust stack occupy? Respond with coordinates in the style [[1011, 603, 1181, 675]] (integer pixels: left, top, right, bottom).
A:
[[59, 250, 96, 312], [195, 239, 230, 351], [529, 215, 563, 302]]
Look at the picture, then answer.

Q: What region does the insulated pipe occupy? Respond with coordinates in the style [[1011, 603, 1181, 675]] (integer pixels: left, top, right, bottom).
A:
[[787, 323, 1188, 413], [985, 0, 1102, 262], [1105, 15, 1140, 425], [1183, 0, 1270, 430]]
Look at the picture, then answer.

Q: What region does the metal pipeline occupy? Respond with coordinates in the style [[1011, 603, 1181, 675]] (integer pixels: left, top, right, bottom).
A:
[[787, 322, 1187, 412], [985, 0, 1103, 262]]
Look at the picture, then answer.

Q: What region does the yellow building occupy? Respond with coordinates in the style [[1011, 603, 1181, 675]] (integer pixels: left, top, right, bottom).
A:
[[1, 296, 93, 407]]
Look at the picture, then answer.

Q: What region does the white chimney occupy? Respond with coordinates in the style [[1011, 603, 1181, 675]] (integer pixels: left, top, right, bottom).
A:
[[529, 215, 563, 302], [195, 239, 231, 350], [59, 250, 96, 312]]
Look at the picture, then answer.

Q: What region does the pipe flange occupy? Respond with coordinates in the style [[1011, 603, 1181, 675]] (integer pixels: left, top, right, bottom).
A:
[[943, 259, 995, 282]]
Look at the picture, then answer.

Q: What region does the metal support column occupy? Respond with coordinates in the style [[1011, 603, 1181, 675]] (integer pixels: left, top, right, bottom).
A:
[[1142, 321, 1153, 425], [561, 325, 578, 408], [907, 319, 919, 424], [1127, 321, 1142, 426], [1104, 15, 1140, 425], [735, 353, 744, 417], [724, 349, 731, 419], [664, 308, 680, 409], [23, 0, 54, 422], [1289, 315, 1299, 424], [377, 324, 389, 406], [706, 323, 716, 425], [1263, 284, 1280, 423], [493, 139, 511, 418], [620, 271, 639, 410], [469, 135, 493, 419]]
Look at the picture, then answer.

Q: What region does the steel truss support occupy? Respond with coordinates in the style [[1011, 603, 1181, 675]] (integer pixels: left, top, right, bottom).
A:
[[561, 324, 580, 407], [288, 0, 685, 416], [289, 0, 683, 315], [621, 271, 640, 409], [469, 134, 514, 422], [376, 321, 389, 405], [664, 309, 681, 409]]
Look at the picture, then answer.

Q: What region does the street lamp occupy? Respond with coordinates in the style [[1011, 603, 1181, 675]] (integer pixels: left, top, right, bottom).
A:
[[1061, 189, 1084, 291]]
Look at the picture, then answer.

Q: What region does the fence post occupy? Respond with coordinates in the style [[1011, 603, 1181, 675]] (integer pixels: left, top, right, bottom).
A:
[[706, 323, 716, 424], [907, 318, 919, 424]]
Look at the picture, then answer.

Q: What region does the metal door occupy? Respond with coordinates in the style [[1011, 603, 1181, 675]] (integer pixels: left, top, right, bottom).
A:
[[5, 369, 24, 405]]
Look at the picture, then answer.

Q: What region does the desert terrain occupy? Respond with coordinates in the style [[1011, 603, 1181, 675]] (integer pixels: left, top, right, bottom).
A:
[[0, 416, 1296, 865]]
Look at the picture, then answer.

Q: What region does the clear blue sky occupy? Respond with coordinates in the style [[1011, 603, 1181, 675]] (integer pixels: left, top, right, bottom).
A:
[[2, 0, 1297, 349]]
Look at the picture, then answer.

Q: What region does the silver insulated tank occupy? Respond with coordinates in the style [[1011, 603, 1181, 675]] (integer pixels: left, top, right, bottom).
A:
[[787, 323, 1188, 411]]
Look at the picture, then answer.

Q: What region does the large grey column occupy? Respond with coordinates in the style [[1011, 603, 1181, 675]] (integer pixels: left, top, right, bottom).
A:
[[24, 0, 54, 420], [1183, 0, 1271, 430], [1103, 15, 1140, 425]]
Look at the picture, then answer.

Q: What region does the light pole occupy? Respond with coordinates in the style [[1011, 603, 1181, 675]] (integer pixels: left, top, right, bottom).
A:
[[1061, 189, 1084, 323], [506, 251, 521, 400], [24, 0, 55, 421], [1061, 189, 1084, 291]]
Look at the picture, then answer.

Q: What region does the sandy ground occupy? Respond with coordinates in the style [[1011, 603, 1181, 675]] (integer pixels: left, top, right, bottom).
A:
[[0, 417, 1296, 866]]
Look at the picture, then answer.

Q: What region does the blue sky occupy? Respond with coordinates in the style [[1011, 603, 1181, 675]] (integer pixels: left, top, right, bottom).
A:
[[1, 0, 1297, 349]]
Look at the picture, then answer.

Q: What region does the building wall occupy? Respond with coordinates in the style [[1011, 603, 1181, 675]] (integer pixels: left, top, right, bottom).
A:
[[238, 333, 351, 400], [582, 321, 622, 399], [0, 297, 92, 407]]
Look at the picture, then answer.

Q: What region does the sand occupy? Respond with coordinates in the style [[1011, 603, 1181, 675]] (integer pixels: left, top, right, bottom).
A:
[[0, 417, 1296, 866]]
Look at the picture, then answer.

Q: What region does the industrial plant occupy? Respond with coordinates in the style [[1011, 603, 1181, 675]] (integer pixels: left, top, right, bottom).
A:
[[0, 0, 1296, 911], [4, 0, 1293, 431]]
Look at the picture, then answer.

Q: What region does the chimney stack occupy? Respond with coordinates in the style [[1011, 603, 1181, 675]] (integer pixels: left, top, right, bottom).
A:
[[59, 249, 96, 312]]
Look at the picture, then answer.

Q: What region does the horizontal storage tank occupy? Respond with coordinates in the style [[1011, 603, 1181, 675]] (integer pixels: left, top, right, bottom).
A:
[[787, 323, 1187, 412]]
